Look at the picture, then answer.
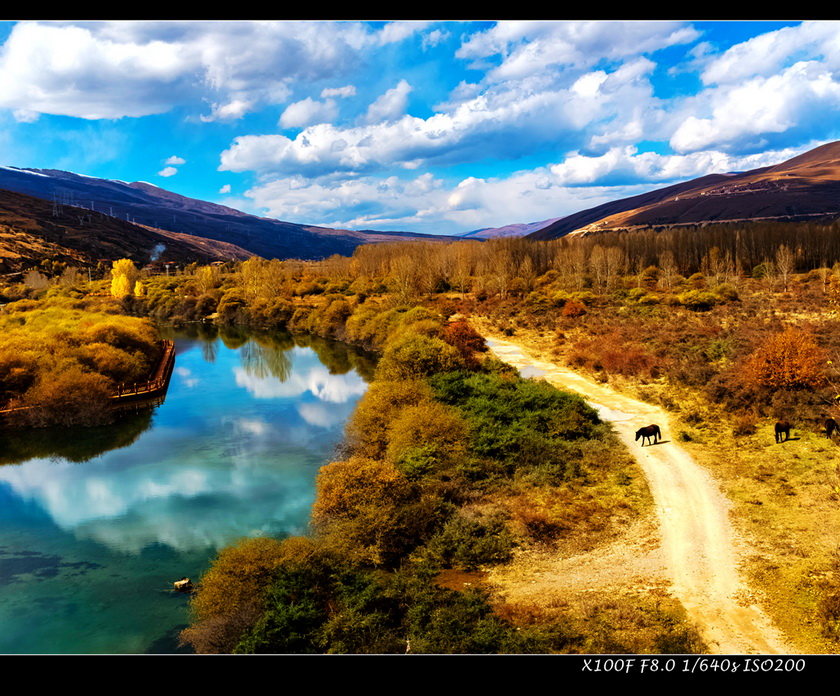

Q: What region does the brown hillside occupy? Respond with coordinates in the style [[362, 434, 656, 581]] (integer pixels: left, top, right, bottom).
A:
[[762, 140, 840, 179], [529, 140, 840, 240], [0, 188, 251, 274]]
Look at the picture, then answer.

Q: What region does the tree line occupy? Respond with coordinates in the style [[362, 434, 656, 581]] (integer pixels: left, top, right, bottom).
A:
[[224, 219, 840, 303]]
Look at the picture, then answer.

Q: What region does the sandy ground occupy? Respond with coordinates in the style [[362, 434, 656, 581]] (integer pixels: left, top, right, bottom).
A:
[[485, 336, 796, 655]]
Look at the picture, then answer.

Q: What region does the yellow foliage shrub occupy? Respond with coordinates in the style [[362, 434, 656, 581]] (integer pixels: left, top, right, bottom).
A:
[[344, 379, 434, 457], [385, 401, 469, 470], [311, 456, 419, 566], [189, 536, 311, 623]]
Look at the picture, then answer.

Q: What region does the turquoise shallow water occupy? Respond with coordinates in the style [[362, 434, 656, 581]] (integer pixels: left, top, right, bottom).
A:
[[0, 328, 373, 654]]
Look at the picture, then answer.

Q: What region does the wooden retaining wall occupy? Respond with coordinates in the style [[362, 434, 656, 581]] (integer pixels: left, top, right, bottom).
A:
[[111, 340, 176, 404]]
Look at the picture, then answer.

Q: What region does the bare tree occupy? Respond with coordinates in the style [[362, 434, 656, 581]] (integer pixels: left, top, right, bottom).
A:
[[775, 244, 796, 292], [24, 269, 49, 290], [658, 250, 678, 292], [450, 242, 476, 293]]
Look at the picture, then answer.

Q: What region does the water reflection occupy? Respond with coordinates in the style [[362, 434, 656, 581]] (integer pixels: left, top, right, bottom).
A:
[[0, 328, 374, 653], [0, 328, 373, 552], [0, 411, 155, 465]]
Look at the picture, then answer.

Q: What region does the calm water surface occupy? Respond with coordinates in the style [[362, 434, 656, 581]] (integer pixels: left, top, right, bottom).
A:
[[0, 326, 374, 654]]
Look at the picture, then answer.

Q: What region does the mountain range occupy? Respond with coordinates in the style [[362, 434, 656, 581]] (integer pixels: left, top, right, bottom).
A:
[[1, 140, 840, 273]]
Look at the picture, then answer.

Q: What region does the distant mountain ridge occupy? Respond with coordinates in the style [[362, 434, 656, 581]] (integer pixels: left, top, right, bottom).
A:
[[528, 140, 840, 241], [0, 166, 462, 265], [459, 217, 563, 239], [5, 139, 840, 272]]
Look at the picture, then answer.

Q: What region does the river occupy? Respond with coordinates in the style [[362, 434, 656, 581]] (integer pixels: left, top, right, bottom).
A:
[[0, 325, 374, 654]]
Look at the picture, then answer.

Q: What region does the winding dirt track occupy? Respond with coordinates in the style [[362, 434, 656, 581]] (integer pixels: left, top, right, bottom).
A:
[[486, 336, 796, 655]]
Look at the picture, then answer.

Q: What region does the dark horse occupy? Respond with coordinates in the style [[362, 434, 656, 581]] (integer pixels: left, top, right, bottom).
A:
[[826, 418, 839, 439], [775, 420, 791, 443], [635, 424, 661, 446]]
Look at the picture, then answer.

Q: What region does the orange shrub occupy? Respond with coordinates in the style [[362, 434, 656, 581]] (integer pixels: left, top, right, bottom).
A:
[[562, 299, 586, 318], [742, 327, 827, 390], [442, 319, 487, 369]]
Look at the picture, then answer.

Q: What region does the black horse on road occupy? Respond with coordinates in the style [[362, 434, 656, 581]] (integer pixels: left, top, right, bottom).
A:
[[635, 424, 662, 446]]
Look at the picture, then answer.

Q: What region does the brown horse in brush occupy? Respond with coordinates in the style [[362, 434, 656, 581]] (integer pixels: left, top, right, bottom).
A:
[[635, 424, 661, 446]]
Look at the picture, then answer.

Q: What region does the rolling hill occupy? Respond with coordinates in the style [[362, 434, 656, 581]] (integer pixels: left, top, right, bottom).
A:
[[528, 140, 840, 241], [0, 166, 462, 269], [0, 186, 254, 274]]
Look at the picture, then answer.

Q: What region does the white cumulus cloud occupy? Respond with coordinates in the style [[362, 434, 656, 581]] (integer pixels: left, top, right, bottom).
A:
[[364, 79, 413, 124], [279, 97, 339, 129], [671, 61, 840, 154], [0, 20, 376, 120]]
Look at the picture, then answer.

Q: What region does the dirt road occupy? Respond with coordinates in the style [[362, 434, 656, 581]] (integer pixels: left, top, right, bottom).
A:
[[486, 336, 795, 655]]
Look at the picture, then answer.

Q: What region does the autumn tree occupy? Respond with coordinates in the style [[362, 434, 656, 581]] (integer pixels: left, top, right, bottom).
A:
[[742, 328, 827, 390], [344, 379, 435, 458], [389, 249, 426, 303], [374, 332, 466, 382], [111, 259, 139, 298], [195, 265, 221, 294]]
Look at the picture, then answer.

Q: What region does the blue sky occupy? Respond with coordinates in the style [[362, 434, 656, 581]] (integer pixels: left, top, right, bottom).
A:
[[0, 20, 837, 235]]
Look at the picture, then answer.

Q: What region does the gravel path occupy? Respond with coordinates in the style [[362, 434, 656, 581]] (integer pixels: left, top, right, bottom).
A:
[[486, 337, 795, 655]]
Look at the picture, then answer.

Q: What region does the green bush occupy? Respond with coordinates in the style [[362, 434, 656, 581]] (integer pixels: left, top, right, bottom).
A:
[[676, 289, 722, 311], [425, 512, 517, 570], [426, 370, 602, 481]]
